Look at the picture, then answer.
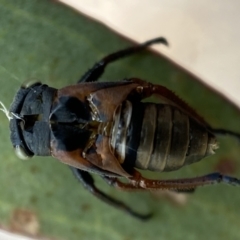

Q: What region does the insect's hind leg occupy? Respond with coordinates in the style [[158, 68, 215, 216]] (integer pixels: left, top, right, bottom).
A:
[[78, 37, 168, 83], [70, 167, 151, 220], [103, 176, 196, 193], [129, 78, 240, 142], [104, 169, 240, 191], [209, 128, 240, 143], [129, 170, 240, 190]]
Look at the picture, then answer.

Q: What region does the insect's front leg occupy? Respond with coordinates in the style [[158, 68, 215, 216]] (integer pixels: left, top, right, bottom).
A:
[[70, 167, 151, 220], [78, 37, 168, 83]]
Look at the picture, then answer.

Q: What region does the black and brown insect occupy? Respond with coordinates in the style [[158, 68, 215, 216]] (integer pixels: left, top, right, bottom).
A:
[[5, 38, 240, 219]]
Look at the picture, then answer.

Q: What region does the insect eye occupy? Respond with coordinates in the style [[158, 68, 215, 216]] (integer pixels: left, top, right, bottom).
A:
[[14, 145, 33, 160]]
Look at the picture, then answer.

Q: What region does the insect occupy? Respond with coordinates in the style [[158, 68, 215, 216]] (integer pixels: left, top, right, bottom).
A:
[[2, 37, 240, 220]]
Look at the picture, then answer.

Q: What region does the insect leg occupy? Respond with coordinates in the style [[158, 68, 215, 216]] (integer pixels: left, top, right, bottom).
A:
[[129, 78, 208, 124], [70, 167, 151, 220], [103, 176, 195, 193], [209, 128, 240, 143], [78, 37, 168, 83], [132, 78, 240, 139], [104, 169, 240, 190], [131, 78, 240, 141], [153, 86, 240, 140], [103, 171, 195, 193], [127, 170, 240, 191]]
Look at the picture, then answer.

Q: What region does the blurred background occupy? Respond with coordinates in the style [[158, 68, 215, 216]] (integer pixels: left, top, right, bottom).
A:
[[0, 1, 240, 240], [60, 0, 240, 109]]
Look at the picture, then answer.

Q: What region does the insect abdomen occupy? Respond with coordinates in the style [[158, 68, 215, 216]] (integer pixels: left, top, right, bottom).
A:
[[112, 102, 218, 172]]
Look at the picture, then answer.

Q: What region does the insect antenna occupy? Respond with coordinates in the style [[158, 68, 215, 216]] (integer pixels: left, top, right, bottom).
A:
[[0, 101, 13, 121], [0, 101, 24, 122]]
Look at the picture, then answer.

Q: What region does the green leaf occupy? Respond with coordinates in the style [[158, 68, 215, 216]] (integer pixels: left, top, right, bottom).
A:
[[0, 1, 240, 239]]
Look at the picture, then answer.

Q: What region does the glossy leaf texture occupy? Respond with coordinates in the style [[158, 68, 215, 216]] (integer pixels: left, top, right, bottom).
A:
[[0, 1, 240, 240]]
